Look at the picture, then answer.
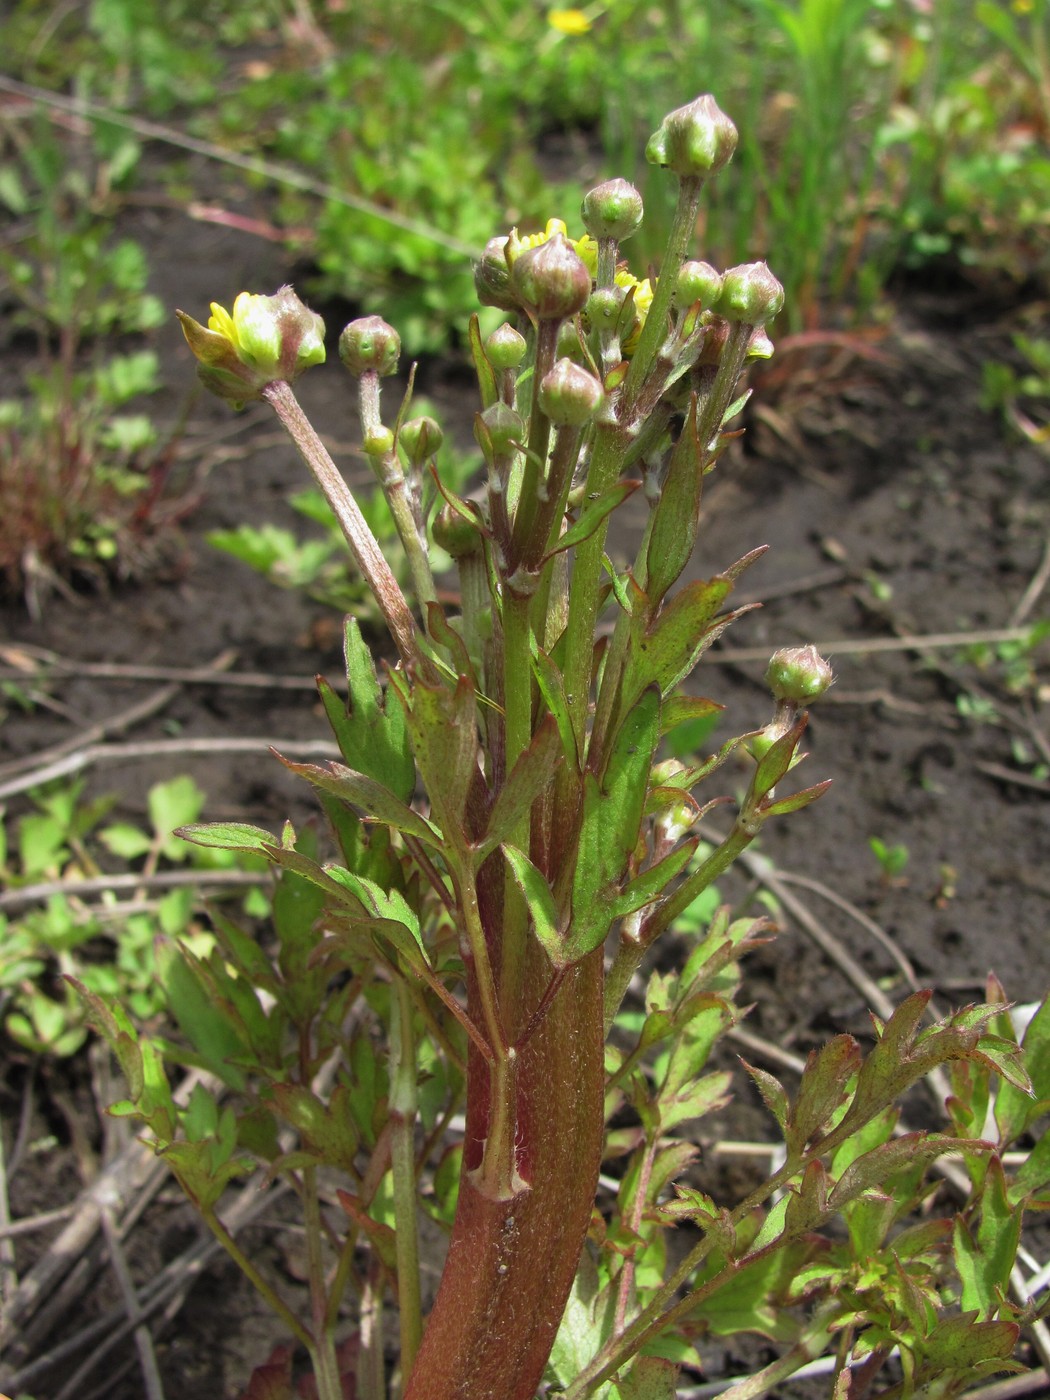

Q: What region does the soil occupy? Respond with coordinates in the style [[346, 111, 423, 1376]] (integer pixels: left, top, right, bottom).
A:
[[1, 187, 1048, 1399]]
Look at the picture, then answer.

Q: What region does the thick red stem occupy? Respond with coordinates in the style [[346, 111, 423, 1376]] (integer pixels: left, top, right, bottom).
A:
[[403, 947, 604, 1400]]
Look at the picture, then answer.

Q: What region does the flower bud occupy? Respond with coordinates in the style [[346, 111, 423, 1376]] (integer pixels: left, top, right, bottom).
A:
[[581, 178, 643, 241], [177, 286, 325, 407], [475, 402, 523, 461], [363, 425, 395, 457], [585, 286, 627, 335], [674, 260, 723, 312], [765, 646, 833, 704], [538, 359, 604, 426], [716, 262, 785, 326], [645, 95, 738, 179], [399, 415, 443, 467], [339, 315, 401, 377], [511, 233, 592, 322], [485, 323, 527, 371], [475, 236, 519, 312], [433, 502, 482, 558]]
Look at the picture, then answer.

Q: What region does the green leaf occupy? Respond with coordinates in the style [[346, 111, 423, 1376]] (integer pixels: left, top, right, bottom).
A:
[[645, 394, 703, 608], [276, 757, 442, 848], [786, 1035, 862, 1154], [615, 1356, 678, 1400], [503, 844, 564, 966], [997, 994, 1050, 1145], [621, 575, 746, 712], [149, 775, 206, 842], [477, 715, 562, 861], [545, 480, 639, 559], [956, 1156, 1021, 1319], [178, 821, 278, 854], [830, 1134, 991, 1212], [743, 1060, 789, 1132], [99, 822, 153, 859], [321, 617, 416, 802], [157, 939, 250, 1090]]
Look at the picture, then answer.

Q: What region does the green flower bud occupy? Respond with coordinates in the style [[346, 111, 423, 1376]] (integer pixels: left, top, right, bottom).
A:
[[585, 286, 628, 334], [765, 646, 833, 704], [511, 233, 592, 322], [339, 315, 401, 377], [475, 236, 520, 312], [177, 286, 325, 407], [399, 415, 444, 467], [716, 262, 785, 326], [555, 319, 587, 362], [475, 401, 524, 460], [485, 323, 527, 371], [433, 502, 483, 558], [581, 178, 644, 241], [363, 425, 395, 457], [538, 358, 604, 426], [674, 260, 723, 312], [645, 95, 738, 179]]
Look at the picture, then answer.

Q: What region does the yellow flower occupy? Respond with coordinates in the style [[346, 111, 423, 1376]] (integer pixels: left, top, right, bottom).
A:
[[549, 8, 591, 35], [615, 271, 655, 353], [177, 286, 325, 407]]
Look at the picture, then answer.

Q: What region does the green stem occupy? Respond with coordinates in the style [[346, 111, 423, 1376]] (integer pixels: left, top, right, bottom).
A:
[[509, 319, 559, 567], [390, 977, 424, 1377], [499, 586, 534, 1009], [302, 1167, 343, 1400], [262, 379, 422, 669], [358, 369, 438, 615], [201, 1205, 312, 1351], [620, 175, 703, 415], [560, 421, 630, 754]]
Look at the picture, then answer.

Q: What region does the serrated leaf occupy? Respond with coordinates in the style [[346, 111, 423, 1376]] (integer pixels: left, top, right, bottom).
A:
[[787, 1035, 862, 1154], [276, 756, 442, 847], [743, 1059, 789, 1131]]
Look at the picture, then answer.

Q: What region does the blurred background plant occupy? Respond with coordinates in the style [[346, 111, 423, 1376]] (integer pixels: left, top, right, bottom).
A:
[[0, 105, 183, 609], [1, 0, 1045, 616], [3, 0, 1047, 354], [0, 774, 269, 1058]]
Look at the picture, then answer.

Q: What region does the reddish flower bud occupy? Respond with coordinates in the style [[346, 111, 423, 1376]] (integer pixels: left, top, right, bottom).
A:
[[716, 262, 785, 326], [645, 95, 738, 179], [538, 359, 604, 426], [511, 233, 592, 322], [339, 316, 401, 377], [765, 646, 833, 704]]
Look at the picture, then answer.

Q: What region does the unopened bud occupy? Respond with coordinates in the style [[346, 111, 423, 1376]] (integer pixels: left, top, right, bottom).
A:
[[675, 261, 723, 312], [646, 95, 738, 179], [538, 359, 603, 426], [581, 179, 644, 241], [400, 416, 443, 467], [433, 502, 482, 558], [765, 646, 833, 704], [475, 236, 519, 312], [585, 286, 628, 334], [716, 262, 785, 326], [475, 401, 523, 461], [485, 323, 527, 371], [511, 233, 592, 322], [339, 316, 401, 377]]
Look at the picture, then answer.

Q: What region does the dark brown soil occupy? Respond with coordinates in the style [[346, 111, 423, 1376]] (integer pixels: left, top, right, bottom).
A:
[[1, 192, 1048, 1398]]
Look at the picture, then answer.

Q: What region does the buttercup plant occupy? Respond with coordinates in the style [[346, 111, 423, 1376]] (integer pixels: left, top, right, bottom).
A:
[[78, 95, 1044, 1400]]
